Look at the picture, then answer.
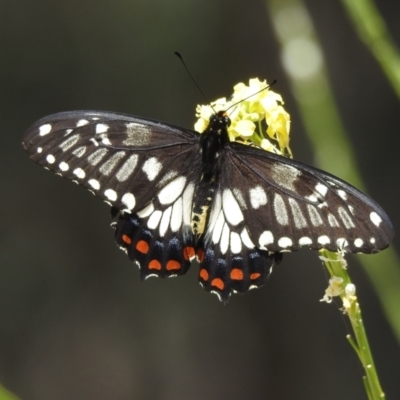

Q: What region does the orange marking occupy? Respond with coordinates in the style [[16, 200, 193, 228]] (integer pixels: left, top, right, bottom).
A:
[[199, 269, 209, 281], [122, 234, 132, 245], [166, 260, 181, 271], [196, 249, 204, 263], [149, 260, 162, 270], [136, 240, 149, 254], [230, 268, 244, 280], [211, 278, 224, 290], [250, 272, 261, 280], [183, 246, 196, 261]]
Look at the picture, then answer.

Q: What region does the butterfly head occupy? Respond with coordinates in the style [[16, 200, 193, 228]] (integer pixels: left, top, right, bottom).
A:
[[208, 111, 231, 133]]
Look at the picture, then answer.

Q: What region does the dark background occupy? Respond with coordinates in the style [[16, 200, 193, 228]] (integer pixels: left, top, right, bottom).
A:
[[1, 1, 400, 399]]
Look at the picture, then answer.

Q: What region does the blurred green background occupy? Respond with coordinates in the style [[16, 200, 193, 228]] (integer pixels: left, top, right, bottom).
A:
[[1, 1, 399, 399]]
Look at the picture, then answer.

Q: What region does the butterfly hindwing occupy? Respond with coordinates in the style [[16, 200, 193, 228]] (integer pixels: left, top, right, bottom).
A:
[[198, 188, 283, 301]]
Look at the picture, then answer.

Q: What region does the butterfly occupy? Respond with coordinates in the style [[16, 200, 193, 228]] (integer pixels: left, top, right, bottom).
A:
[[22, 109, 394, 302]]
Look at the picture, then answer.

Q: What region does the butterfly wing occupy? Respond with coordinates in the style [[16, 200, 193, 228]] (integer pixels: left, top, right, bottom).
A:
[[198, 141, 393, 301], [222, 142, 393, 253], [22, 111, 202, 278]]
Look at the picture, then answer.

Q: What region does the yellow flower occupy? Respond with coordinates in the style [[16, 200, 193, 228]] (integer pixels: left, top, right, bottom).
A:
[[194, 78, 291, 156]]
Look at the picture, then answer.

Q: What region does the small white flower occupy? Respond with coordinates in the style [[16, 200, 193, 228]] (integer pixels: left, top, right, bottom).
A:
[[342, 283, 357, 312], [320, 276, 343, 303]]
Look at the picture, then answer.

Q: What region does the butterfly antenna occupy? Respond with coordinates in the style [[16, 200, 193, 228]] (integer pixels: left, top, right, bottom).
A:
[[174, 52, 216, 113], [225, 79, 277, 113]]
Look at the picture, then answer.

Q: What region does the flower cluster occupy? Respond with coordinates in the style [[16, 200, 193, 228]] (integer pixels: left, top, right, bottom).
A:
[[195, 78, 292, 156]]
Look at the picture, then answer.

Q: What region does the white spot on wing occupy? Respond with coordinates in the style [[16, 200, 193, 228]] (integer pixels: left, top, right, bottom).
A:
[[88, 179, 100, 190], [157, 170, 179, 188], [182, 184, 195, 226], [73, 168, 85, 179], [159, 206, 172, 237], [101, 137, 112, 146], [39, 124, 52, 136], [271, 163, 301, 191], [318, 235, 330, 245], [222, 189, 244, 226], [46, 154, 55, 164], [99, 151, 126, 176], [77, 119, 89, 127], [370, 211, 382, 227], [88, 148, 108, 166], [37, 147, 43, 153], [307, 204, 323, 226], [240, 228, 255, 249], [158, 176, 187, 205], [232, 188, 247, 209], [354, 238, 363, 248], [249, 186, 267, 209], [288, 198, 307, 228], [278, 237, 292, 248], [104, 189, 117, 202], [230, 232, 242, 254], [220, 223, 230, 254], [315, 183, 328, 197], [337, 190, 347, 200], [299, 237, 312, 246], [212, 211, 225, 244], [306, 194, 318, 203], [59, 161, 69, 171], [137, 202, 154, 218], [328, 213, 340, 227], [96, 123, 109, 134], [115, 154, 139, 182], [142, 157, 162, 181], [147, 210, 162, 229], [170, 197, 183, 232], [338, 207, 355, 229], [259, 231, 274, 250], [72, 146, 86, 157], [121, 192, 135, 210], [124, 123, 152, 146], [274, 193, 289, 226], [59, 134, 80, 152], [206, 191, 222, 236]]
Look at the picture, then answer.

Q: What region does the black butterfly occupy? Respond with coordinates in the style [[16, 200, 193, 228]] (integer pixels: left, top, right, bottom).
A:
[[22, 110, 394, 302]]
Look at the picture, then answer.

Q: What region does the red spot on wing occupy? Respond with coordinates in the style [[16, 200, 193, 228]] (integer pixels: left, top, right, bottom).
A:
[[211, 278, 224, 290], [122, 234, 132, 245], [149, 260, 162, 270], [199, 269, 209, 281], [230, 268, 244, 280], [166, 260, 181, 271], [250, 272, 261, 280], [183, 246, 195, 261], [196, 249, 204, 263], [136, 240, 149, 254]]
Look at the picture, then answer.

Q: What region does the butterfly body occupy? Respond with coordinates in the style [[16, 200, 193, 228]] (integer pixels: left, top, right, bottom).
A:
[[22, 110, 393, 302]]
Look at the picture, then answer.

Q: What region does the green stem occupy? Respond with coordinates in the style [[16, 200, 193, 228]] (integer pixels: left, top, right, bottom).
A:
[[320, 250, 385, 399]]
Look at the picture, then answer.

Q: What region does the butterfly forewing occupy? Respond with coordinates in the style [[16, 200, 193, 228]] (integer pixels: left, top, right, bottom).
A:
[[215, 142, 393, 254], [22, 111, 199, 212]]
